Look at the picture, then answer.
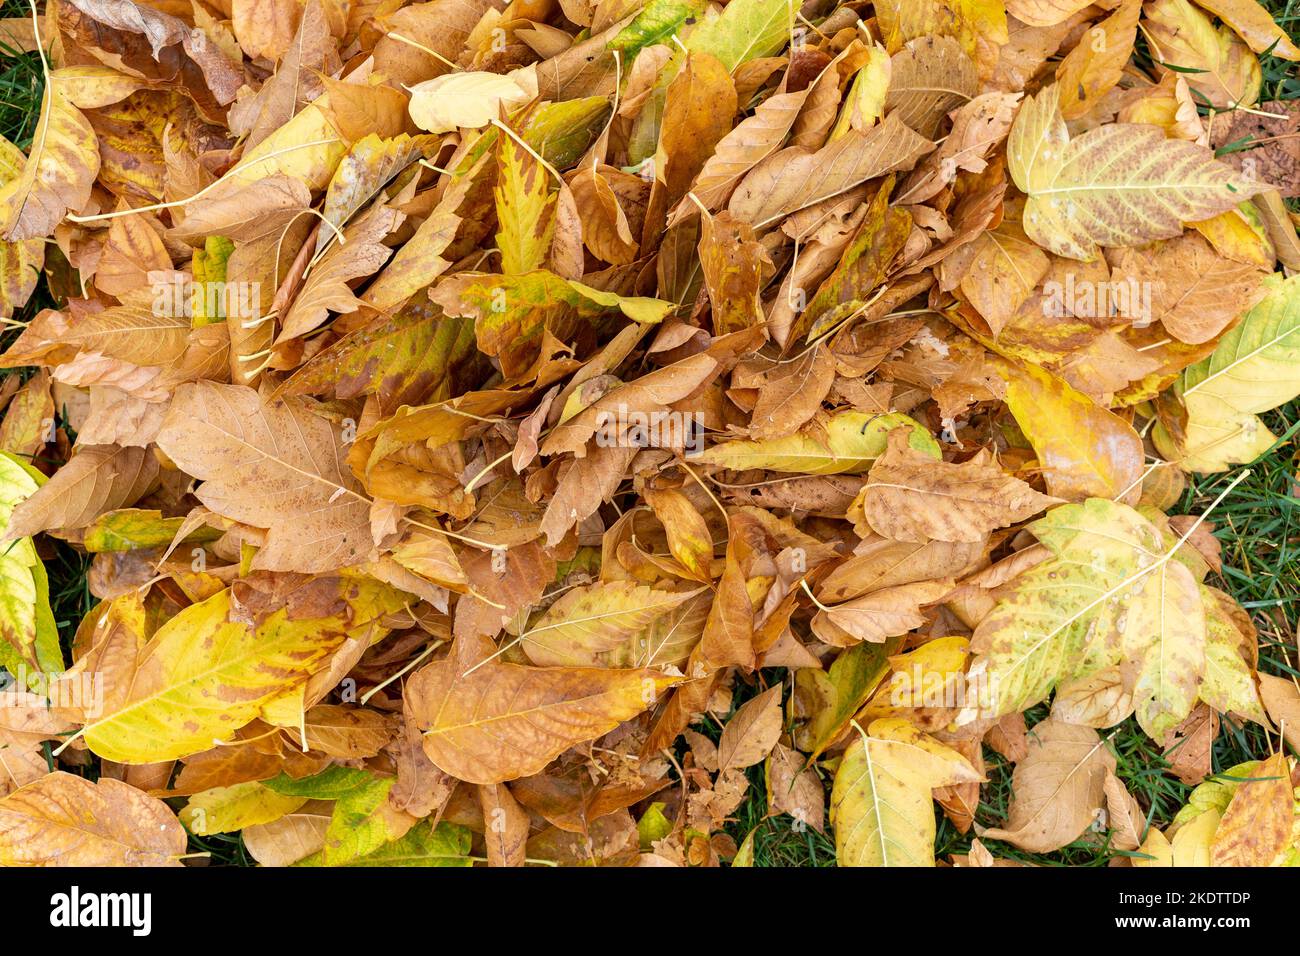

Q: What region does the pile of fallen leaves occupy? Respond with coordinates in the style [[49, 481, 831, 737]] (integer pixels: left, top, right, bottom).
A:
[[0, 0, 1299, 869]]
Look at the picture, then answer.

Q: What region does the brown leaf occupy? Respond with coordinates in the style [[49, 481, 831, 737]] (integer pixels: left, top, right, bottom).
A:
[[858, 429, 1059, 544], [728, 114, 934, 229], [979, 719, 1115, 853], [0, 771, 186, 866], [717, 685, 783, 771], [8, 444, 158, 538], [156, 383, 371, 573], [477, 783, 530, 867], [406, 638, 679, 785]]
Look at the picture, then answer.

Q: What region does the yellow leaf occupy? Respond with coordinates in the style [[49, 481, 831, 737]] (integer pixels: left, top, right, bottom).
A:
[[963, 498, 1207, 741], [407, 71, 536, 133], [829, 44, 891, 140], [697, 411, 937, 475], [1144, 0, 1261, 109], [520, 581, 706, 667], [830, 717, 980, 866], [1003, 362, 1145, 501], [226, 100, 348, 193], [0, 84, 99, 241], [1191, 204, 1275, 270], [180, 782, 308, 835], [1055, 0, 1140, 119], [1211, 752, 1294, 865], [0, 452, 56, 674], [874, 0, 1008, 58], [0, 136, 43, 317], [1155, 273, 1300, 472], [1191, 0, 1300, 60], [1198, 585, 1268, 725], [1008, 84, 1262, 260], [494, 124, 556, 275], [80, 579, 403, 763], [865, 635, 971, 715]]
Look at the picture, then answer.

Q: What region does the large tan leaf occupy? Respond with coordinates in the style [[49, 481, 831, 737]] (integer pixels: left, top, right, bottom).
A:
[[745, 346, 836, 440], [939, 221, 1047, 336], [857, 428, 1058, 543], [818, 537, 986, 603], [7, 444, 158, 538], [884, 35, 978, 138], [0, 304, 191, 370], [520, 581, 705, 667], [980, 719, 1115, 852], [651, 51, 737, 217], [169, 174, 314, 245], [243, 806, 331, 866], [717, 685, 782, 771], [683, 88, 810, 213], [727, 114, 933, 229], [0, 688, 70, 795], [372, 0, 494, 87], [1110, 233, 1266, 345], [0, 772, 185, 866], [813, 580, 953, 646], [156, 382, 372, 573], [1007, 84, 1263, 259], [406, 644, 680, 784]]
